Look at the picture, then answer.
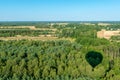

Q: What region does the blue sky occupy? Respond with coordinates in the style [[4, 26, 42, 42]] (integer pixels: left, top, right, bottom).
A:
[[0, 0, 120, 21]]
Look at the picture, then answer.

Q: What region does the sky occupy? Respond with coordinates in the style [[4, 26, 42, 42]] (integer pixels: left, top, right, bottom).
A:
[[0, 0, 120, 21]]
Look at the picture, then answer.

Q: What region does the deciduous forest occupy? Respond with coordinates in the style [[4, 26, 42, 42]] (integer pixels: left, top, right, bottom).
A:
[[0, 22, 120, 80]]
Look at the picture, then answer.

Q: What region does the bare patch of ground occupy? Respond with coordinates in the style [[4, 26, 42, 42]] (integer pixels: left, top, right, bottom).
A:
[[97, 29, 120, 39]]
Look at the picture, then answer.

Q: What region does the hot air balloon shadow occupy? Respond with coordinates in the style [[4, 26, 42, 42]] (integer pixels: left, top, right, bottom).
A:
[[85, 51, 103, 71]]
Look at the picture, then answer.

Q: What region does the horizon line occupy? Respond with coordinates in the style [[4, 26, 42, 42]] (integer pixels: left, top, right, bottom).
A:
[[0, 20, 120, 22]]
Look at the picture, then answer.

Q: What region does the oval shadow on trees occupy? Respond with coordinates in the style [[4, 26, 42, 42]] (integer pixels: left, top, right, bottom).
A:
[[85, 51, 103, 71]]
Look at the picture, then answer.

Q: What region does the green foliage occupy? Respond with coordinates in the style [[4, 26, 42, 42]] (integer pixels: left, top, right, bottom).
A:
[[0, 22, 120, 80], [0, 40, 119, 80]]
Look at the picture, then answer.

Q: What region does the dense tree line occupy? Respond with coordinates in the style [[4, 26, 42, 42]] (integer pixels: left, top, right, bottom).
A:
[[0, 40, 120, 80], [0, 30, 53, 37]]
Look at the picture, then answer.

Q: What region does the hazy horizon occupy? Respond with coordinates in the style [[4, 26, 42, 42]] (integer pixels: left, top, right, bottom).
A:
[[0, 0, 120, 21]]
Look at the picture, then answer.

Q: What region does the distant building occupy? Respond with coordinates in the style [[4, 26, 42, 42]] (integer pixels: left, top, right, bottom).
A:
[[97, 29, 120, 39]]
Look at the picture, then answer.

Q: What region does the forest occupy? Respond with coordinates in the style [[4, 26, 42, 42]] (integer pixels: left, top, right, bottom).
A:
[[0, 22, 120, 80]]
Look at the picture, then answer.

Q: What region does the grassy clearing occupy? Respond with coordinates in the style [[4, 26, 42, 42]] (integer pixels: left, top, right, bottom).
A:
[[0, 36, 75, 42], [0, 26, 74, 41], [0, 36, 58, 41], [0, 26, 57, 31]]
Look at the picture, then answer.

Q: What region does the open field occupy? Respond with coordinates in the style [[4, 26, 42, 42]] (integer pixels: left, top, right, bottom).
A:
[[0, 26, 58, 38], [0, 26, 74, 41], [0, 26, 57, 31], [0, 36, 58, 41]]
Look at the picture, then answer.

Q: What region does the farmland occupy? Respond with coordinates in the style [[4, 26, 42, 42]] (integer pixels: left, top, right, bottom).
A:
[[0, 21, 120, 80]]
